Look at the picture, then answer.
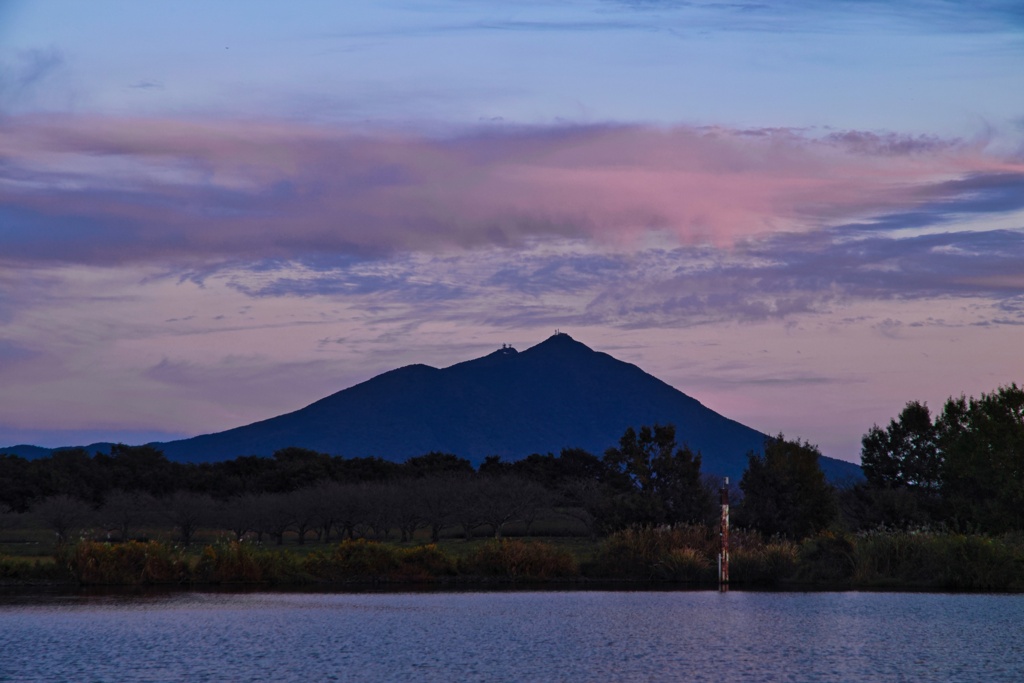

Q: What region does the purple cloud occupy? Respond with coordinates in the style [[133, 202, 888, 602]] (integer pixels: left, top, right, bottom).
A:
[[3, 115, 1022, 269]]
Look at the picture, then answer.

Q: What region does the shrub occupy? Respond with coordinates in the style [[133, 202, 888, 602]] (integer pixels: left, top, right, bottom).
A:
[[587, 525, 719, 581], [729, 542, 798, 585], [194, 541, 304, 584], [304, 540, 400, 581], [852, 530, 1024, 590], [391, 544, 455, 581], [67, 541, 191, 585], [0, 555, 69, 582], [459, 539, 578, 580], [653, 547, 714, 582], [795, 532, 856, 583]]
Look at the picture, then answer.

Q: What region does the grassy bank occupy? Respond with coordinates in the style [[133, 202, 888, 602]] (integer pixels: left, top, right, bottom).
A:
[[4, 527, 1024, 590]]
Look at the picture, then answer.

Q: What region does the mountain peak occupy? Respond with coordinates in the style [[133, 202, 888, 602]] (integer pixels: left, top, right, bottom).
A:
[[64, 332, 861, 483], [528, 331, 592, 354]]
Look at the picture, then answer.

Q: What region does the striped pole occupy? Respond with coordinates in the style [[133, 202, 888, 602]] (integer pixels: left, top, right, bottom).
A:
[[719, 477, 730, 588]]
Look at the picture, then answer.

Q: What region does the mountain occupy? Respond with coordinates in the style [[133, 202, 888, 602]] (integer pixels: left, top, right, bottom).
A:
[[138, 332, 858, 482]]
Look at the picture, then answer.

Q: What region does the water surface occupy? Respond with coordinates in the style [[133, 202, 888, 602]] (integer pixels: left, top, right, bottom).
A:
[[1, 590, 1021, 682]]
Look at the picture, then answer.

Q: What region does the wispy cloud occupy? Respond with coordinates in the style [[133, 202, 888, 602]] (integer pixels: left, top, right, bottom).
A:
[[0, 47, 64, 111], [2, 115, 1021, 268], [190, 217, 1024, 333]]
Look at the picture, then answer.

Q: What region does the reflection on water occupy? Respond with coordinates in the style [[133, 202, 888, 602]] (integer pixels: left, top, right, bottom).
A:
[[1, 590, 1022, 682]]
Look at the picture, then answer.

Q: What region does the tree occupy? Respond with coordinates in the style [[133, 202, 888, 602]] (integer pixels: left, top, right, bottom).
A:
[[389, 480, 425, 542], [738, 435, 837, 539], [602, 424, 712, 527], [33, 494, 93, 545], [938, 384, 1024, 532], [99, 489, 157, 541], [475, 475, 551, 538], [160, 491, 215, 546], [102, 444, 178, 496], [403, 452, 475, 478], [271, 447, 332, 491], [218, 494, 260, 542], [417, 475, 463, 542], [288, 488, 321, 545], [861, 401, 941, 491], [651, 443, 714, 525]]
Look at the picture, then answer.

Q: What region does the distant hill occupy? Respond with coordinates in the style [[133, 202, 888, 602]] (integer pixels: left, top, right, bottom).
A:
[[1, 333, 862, 482], [0, 444, 54, 459], [142, 333, 856, 481]]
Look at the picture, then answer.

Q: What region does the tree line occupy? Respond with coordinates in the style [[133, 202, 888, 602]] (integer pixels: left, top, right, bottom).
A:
[[853, 383, 1024, 534], [0, 424, 839, 545], [4, 382, 1021, 546]]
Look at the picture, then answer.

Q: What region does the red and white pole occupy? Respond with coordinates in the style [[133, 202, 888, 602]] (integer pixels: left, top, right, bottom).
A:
[[719, 476, 730, 588]]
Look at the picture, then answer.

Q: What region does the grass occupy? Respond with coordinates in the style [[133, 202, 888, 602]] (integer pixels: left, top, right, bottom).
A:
[[4, 516, 1024, 591]]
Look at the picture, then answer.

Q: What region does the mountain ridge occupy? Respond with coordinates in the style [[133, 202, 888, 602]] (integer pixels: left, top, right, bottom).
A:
[[1, 333, 862, 483]]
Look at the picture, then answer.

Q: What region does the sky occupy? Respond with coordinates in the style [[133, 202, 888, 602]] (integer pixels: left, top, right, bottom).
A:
[[1, 0, 1023, 462]]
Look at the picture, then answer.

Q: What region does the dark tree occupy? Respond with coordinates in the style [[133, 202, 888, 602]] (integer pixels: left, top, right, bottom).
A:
[[33, 494, 93, 545], [391, 480, 425, 543], [101, 444, 179, 496], [417, 474, 463, 542], [938, 384, 1024, 532], [257, 492, 298, 545], [99, 489, 157, 541], [403, 452, 475, 478], [738, 435, 837, 539], [652, 443, 715, 525], [0, 455, 39, 512], [34, 448, 106, 504], [270, 447, 332, 491], [160, 491, 215, 546], [217, 494, 261, 541], [602, 424, 712, 527], [861, 401, 941, 491], [475, 475, 551, 538], [604, 426, 658, 494]]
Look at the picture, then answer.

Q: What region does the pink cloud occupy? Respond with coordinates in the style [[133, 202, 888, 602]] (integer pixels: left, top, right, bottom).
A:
[[1, 115, 1021, 264]]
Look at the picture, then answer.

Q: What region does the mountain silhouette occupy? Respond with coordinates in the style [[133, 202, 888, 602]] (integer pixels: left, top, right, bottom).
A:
[[141, 332, 860, 482]]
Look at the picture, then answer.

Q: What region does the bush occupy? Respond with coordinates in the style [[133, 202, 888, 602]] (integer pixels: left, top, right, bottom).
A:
[[67, 541, 191, 585], [795, 532, 856, 583], [312, 539, 399, 580], [194, 541, 303, 584], [587, 526, 717, 581], [391, 544, 455, 581], [0, 555, 68, 582], [459, 539, 578, 580], [852, 530, 1024, 590], [653, 547, 714, 582], [729, 542, 799, 585]]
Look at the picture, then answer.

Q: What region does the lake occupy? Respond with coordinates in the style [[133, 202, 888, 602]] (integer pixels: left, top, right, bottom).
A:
[[1, 589, 1022, 682]]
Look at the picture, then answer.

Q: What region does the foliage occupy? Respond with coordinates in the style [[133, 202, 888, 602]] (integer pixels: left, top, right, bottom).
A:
[[459, 539, 578, 580], [194, 541, 303, 584], [0, 555, 67, 582], [729, 542, 799, 585], [795, 531, 857, 583], [852, 530, 1024, 591], [861, 401, 941, 490], [857, 384, 1024, 533], [588, 525, 715, 581], [837, 483, 941, 531], [32, 494, 94, 545], [738, 435, 838, 539], [67, 540, 192, 585], [601, 424, 714, 529], [938, 384, 1024, 532], [303, 540, 455, 582]]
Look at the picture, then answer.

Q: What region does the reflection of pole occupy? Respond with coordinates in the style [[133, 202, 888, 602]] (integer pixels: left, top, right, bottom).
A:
[[719, 477, 730, 588]]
